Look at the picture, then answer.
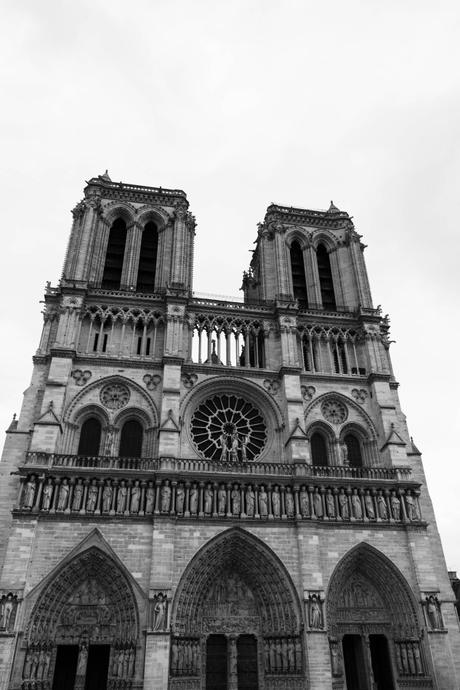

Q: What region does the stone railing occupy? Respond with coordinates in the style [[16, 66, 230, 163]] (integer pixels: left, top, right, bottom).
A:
[[25, 452, 158, 471], [16, 471, 423, 526]]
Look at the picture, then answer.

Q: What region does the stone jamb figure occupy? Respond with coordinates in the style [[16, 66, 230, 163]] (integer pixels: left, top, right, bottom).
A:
[[308, 593, 324, 629], [425, 594, 443, 630], [0, 593, 16, 632], [152, 592, 168, 631]]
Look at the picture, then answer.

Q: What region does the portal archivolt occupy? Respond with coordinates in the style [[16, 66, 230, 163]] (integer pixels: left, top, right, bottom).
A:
[[170, 528, 304, 690]]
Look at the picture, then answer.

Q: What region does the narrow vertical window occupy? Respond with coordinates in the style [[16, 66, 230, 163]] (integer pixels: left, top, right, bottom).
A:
[[101, 218, 127, 289], [137, 221, 158, 292], [119, 420, 143, 457], [344, 433, 363, 467], [311, 432, 328, 466], [290, 241, 308, 307], [317, 244, 336, 310], [77, 418, 102, 456]]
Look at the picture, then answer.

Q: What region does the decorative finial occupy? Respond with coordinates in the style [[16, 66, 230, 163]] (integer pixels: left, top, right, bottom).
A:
[[99, 170, 112, 182], [7, 414, 18, 432], [327, 201, 340, 214]]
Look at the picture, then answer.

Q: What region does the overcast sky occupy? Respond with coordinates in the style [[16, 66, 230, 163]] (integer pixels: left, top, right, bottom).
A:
[[1, 0, 459, 567]]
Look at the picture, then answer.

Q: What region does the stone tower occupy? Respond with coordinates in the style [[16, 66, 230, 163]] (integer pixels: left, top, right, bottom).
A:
[[0, 174, 459, 690]]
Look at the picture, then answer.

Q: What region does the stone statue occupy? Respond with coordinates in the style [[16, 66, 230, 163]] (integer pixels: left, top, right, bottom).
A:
[[325, 491, 335, 518], [102, 481, 113, 512], [72, 479, 84, 511], [364, 491, 375, 519], [231, 485, 241, 514], [189, 485, 198, 513], [377, 493, 387, 519], [340, 442, 349, 465], [130, 481, 140, 513], [351, 490, 362, 519], [77, 644, 88, 675], [230, 431, 239, 463], [313, 489, 323, 518], [57, 479, 70, 511], [330, 641, 342, 676], [153, 593, 167, 631], [338, 491, 349, 519], [426, 595, 442, 629], [86, 479, 98, 512], [309, 594, 323, 628], [300, 489, 310, 517], [241, 434, 249, 462], [390, 492, 401, 520], [246, 486, 255, 516], [145, 484, 155, 513], [176, 484, 185, 513], [0, 594, 15, 631], [219, 432, 228, 462], [23, 477, 36, 509], [259, 487, 268, 516], [218, 486, 226, 513], [204, 486, 213, 514], [272, 487, 281, 517], [405, 492, 418, 520], [42, 478, 53, 511], [117, 481, 128, 513], [160, 483, 171, 512], [285, 487, 295, 517]]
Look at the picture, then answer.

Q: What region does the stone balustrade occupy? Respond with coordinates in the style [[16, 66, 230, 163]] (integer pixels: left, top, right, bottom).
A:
[[16, 472, 423, 525]]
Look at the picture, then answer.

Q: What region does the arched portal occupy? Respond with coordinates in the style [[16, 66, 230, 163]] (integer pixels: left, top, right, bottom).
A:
[[327, 544, 430, 690], [22, 545, 140, 690], [170, 528, 305, 690]]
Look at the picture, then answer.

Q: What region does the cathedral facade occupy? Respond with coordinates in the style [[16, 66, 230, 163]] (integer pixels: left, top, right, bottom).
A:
[[0, 174, 459, 690]]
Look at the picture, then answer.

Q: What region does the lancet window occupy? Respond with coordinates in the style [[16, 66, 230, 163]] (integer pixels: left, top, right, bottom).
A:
[[191, 316, 266, 369], [290, 240, 308, 307], [299, 327, 366, 376], [77, 418, 102, 456], [137, 221, 158, 292], [311, 432, 328, 466], [78, 306, 164, 360], [316, 244, 336, 310], [119, 420, 143, 458], [101, 218, 127, 290], [344, 433, 363, 467]]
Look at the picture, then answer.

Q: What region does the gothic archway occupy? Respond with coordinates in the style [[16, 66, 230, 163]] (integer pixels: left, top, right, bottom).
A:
[[170, 528, 305, 690], [326, 543, 430, 690], [21, 542, 141, 690]]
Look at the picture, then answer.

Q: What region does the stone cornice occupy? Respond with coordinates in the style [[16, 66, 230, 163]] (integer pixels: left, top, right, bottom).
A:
[[264, 204, 353, 231], [84, 177, 188, 208]]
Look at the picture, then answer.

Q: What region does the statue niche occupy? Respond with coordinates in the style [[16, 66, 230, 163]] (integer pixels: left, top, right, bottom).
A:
[[201, 571, 259, 634]]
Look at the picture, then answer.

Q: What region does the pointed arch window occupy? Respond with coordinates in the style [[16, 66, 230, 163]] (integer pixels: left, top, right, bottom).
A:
[[290, 241, 308, 307], [344, 433, 363, 467], [119, 419, 143, 458], [137, 221, 158, 293], [311, 432, 328, 466], [102, 218, 127, 289], [77, 418, 102, 456], [317, 244, 336, 310]]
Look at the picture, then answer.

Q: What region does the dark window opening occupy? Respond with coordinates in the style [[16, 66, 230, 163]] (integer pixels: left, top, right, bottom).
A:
[[78, 418, 102, 456], [119, 419, 143, 458], [290, 241, 308, 307], [369, 635, 395, 690], [317, 244, 336, 310], [344, 433, 363, 467], [342, 635, 368, 690], [102, 334, 108, 353], [137, 221, 158, 293], [52, 645, 79, 690], [206, 634, 228, 690], [351, 366, 367, 375], [84, 645, 110, 690], [93, 333, 99, 352], [137, 336, 142, 355], [237, 635, 258, 690], [311, 432, 328, 466], [146, 337, 151, 356], [102, 218, 127, 290], [333, 340, 348, 373]]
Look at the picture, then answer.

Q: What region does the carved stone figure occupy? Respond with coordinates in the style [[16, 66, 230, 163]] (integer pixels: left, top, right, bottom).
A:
[[377, 493, 387, 519], [161, 482, 171, 512], [204, 486, 213, 514], [391, 492, 401, 520], [309, 594, 323, 629], [246, 486, 255, 516], [230, 431, 239, 463], [130, 481, 140, 513], [218, 486, 226, 513], [42, 479, 53, 511], [241, 434, 249, 462], [426, 595, 443, 629], [176, 484, 185, 513], [285, 488, 295, 517], [300, 489, 310, 517], [72, 479, 84, 511], [153, 593, 167, 631], [340, 442, 349, 465], [23, 477, 36, 509], [231, 486, 241, 514], [272, 487, 281, 517], [219, 432, 228, 462], [77, 644, 88, 675], [330, 640, 342, 676], [57, 479, 69, 511], [86, 479, 98, 512], [189, 485, 198, 513], [102, 481, 113, 512], [259, 487, 268, 516], [0, 594, 16, 631], [325, 491, 335, 518], [364, 491, 375, 519], [145, 484, 155, 513], [406, 492, 418, 521], [117, 480, 128, 513], [313, 489, 323, 517], [338, 491, 349, 519], [351, 490, 362, 519]]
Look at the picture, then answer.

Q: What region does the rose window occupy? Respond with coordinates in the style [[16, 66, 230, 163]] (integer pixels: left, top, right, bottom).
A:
[[321, 399, 348, 424], [191, 394, 267, 462], [100, 383, 130, 410]]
